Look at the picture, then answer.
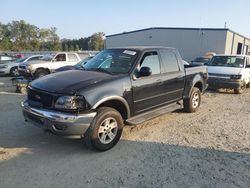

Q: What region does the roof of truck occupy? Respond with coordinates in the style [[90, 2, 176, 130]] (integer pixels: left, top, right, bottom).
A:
[[107, 46, 176, 51]]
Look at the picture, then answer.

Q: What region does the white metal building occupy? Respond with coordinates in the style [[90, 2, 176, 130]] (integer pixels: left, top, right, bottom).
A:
[[105, 27, 250, 61]]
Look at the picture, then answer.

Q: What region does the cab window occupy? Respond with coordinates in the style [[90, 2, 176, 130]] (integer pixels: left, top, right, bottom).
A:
[[160, 50, 180, 73], [54, 54, 66, 61], [139, 51, 160, 75]]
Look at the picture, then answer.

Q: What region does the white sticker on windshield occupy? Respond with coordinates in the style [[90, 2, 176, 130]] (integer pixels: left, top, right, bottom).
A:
[[123, 50, 136, 56]]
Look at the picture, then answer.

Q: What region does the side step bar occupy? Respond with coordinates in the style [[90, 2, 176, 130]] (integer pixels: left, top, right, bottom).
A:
[[126, 103, 182, 125]]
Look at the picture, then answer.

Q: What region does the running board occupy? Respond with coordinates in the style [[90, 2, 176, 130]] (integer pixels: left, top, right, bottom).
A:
[[126, 103, 182, 125]]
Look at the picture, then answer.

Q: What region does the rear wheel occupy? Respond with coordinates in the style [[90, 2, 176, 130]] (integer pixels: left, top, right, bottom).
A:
[[83, 107, 124, 151], [183, 87, 201, 113], [34, 69, 48, 79]]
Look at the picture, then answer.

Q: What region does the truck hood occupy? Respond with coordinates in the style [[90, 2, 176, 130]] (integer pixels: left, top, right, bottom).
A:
[[30, 70, 115, 94], [23, 60, 51, 66], [208, 66, 242, 75]]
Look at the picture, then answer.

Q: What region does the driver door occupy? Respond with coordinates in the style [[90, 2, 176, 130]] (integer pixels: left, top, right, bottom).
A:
[[131, 51, 164, 114]]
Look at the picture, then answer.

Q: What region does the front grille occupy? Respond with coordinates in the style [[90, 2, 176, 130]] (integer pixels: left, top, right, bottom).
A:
[[208, 73, 230, 77], [28, 87, 55, 108]]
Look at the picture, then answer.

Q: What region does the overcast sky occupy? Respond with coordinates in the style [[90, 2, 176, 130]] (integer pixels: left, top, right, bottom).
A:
[[1, 0, 250, 39]]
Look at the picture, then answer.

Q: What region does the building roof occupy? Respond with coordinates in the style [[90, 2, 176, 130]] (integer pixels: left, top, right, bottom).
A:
[[106, 27, 250, 41]]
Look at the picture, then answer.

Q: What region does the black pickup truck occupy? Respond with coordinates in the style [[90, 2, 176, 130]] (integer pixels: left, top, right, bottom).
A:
[[22, 47, 208, 151]]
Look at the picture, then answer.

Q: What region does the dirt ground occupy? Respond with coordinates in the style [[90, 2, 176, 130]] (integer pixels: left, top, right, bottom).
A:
[[0, 76, 249, 188]]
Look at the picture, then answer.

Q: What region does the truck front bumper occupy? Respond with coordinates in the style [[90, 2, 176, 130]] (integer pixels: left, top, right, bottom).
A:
[[22, 101, 96, 136], [208, 78, 243, 89], [18, 68, 32, 77]]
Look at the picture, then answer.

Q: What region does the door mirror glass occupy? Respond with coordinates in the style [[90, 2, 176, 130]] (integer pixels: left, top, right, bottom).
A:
[[139, 66, 152, 77]]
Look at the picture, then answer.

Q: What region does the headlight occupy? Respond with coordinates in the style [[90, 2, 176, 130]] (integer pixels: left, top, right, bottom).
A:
[[55, 96, 85, 110], [0, 65, 8, 69], [230, 75, 242, 79], [27, 64, 32, 70]]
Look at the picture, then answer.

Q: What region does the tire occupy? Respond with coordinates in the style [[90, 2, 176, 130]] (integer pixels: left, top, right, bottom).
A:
[[234, 82, 246, 94], [10, 67, 19, 77], [246, 80, 250, 88], [83, 107, 124, 151], [183, 87, 201, 113], [34, 69, 48, 79]]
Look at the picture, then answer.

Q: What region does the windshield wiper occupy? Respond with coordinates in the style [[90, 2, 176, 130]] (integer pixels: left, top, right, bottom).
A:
[[88, 68, 113, 75]]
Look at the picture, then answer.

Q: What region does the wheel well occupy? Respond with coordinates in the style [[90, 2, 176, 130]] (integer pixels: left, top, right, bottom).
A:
[[194, 82, 203, 92], [35, 68, 50, 74], [97, 100, 128, 120], [10, 66, 17, 72]]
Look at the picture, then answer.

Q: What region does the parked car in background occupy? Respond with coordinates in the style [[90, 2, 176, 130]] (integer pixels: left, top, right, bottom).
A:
[[208, 55, 250, 94], [0, 55, 43, 76], [53, 56, 93, 73], [18, 52, 81, 78], [0, 53, 18, 64], [22, 47, 208, 151]]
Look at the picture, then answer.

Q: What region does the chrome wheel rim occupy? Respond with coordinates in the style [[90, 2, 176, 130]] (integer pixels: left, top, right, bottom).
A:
[[98, 117, 118, 144], [12, 68, 19, 76], [192, 93, 199, 108]]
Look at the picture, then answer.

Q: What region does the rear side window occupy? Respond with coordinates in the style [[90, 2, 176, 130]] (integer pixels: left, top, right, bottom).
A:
[[160, 50, 180, 73], [68, 54, 79, 62], [140, 51, 160, 75]]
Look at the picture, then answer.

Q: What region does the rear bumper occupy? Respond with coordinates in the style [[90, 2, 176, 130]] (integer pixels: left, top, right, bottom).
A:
[[208, 78, 243, 89], [22, 101, 96, 136]]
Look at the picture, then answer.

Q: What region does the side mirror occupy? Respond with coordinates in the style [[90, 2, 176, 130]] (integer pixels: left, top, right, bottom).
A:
[[139, 66, 152, 77]]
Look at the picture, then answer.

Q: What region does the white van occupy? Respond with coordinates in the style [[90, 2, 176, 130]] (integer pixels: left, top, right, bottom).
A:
[[207, 55, 250, 94]]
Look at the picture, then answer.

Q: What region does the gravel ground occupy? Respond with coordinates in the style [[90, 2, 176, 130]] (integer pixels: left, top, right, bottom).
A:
[[0, 77, 249, 188]]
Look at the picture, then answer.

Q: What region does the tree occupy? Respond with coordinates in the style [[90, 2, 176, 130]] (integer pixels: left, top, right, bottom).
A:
[[89, 32, 105, 51], [75, 44, 79, 51], [63, 44, 69, 51], [0, 20, 61, 51]]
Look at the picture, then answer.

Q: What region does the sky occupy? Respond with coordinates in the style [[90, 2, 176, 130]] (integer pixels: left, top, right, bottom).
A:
[[1, 0, 250, 39]]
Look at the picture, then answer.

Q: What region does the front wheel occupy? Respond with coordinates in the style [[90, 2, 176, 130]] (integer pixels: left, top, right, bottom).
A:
[[34, 69, 48, 79], [83, 107, 124, 151], [10, 67, 19, 76], [183, 87, 201, 113], [234, 82, 246, 94]]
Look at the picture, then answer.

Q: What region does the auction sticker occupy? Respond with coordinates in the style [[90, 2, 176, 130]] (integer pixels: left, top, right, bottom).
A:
[[123, 50, 136, 56]]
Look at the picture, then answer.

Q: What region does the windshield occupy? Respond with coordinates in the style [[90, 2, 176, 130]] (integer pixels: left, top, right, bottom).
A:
[[15, 57, 28, 63], [208, 56, 245, 68], [40, 55, 53, 61], [84, 49, 138, 74], [74, 56, 93, 69]]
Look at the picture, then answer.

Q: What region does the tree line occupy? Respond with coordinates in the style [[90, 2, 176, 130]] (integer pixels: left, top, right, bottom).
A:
[[0, 20, 105, 51]]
